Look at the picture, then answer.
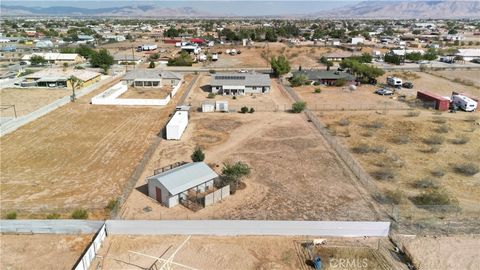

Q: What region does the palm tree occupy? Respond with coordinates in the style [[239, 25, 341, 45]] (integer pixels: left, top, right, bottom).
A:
[[68, 76, 82, 102]]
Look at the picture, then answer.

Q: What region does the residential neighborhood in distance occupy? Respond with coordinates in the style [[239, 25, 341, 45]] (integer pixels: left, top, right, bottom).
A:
[[0, 1, 479, 270]]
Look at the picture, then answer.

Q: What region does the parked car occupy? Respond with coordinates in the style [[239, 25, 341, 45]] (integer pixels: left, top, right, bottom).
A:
[[402, 82, 414, 89], [472, 59, 480, 64], [417, 60, 430, 65], [375, 88, 394, 96]]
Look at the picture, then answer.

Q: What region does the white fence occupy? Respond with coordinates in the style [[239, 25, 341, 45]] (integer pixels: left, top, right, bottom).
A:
[[91, 80, 183, 106], [0, 220, 104, 234], [204, 185, 230, 207], [73, 223, 107, 270]]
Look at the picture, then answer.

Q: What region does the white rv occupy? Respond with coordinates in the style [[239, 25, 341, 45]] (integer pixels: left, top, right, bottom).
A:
[[387, 76, 403, 87], [451, 94, 477, 112], [166, 111, 188, 140]]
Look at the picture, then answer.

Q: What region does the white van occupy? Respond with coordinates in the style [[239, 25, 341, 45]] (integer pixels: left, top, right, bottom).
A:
[[451, 94, 477, 112], [387, 76, 403, 87]]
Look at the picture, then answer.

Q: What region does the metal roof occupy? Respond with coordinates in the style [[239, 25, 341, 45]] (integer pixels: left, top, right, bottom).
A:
[[293, 70, 356, 81], [123, 69, 183, 81], [148, 162, 219, 196], [211, 72, 270, 87]]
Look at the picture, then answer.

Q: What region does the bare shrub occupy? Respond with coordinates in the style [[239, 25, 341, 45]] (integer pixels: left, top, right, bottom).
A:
[[413, 178, 441, 189], [391, 135, 409, 145], [352, 144, 371, 154], [371, 168, 395, 181], [406, 111, 421, 117], [384, 189, 405, 205], [450, 135, 470, 144], [420, 146, 440, 153], [430, 168, 445, 177], [361, 130, 374, 137], [368, 121, 384, 129], [435, 125, 450, 134], [423, 135, 444, 145], [411, 189, 459, 209], [370, 145, 386, 153], [432, 117, 447, 124], [453, 163, 480, 176], [338, 118, 350, 126]]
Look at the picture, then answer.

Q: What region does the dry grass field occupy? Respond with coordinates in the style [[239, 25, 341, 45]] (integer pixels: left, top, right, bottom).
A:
[[317, 110, 480, 223], [119, 86, 171, 99], [429, 69, 480, 89], [93, 235, 393, 270], [0, 88, 69, 117], [0, 77, 192, 219], [122, 110, 378, 221], [0, 234, 92, 270]]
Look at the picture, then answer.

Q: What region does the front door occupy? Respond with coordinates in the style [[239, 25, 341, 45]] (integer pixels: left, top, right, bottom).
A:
[[155, 187, 162, 202]]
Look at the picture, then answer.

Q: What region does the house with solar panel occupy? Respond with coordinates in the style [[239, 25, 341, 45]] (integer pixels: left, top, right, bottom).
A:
[[147, 162, 230, 209], [210, 72, 271, 96]]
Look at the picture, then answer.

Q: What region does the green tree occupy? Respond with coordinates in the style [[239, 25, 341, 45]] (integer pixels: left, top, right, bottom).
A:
[[68, 76, 82, 102], [148, 61, 155, 68], [423, 48, 438, 61], [90, 49, 114, 72], [384, 53, 402, 65], [222, 161, 251, 191], [289, 74, 308, 87], [164, 27, 179, 38], [270, 55, 290, 77], [406, 52, 423, 62], [167, 51, 193, 66], [76, 45, 96, 59], [30, 55, 47, 66], [191, 147, 205, 162], [292, 101, 307, 113]]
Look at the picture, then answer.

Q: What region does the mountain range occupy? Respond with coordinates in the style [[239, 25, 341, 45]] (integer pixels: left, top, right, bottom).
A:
[[1, 1, 479, 18]]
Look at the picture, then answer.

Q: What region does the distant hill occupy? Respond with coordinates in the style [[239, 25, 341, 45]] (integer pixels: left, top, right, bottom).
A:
[[0, 4, 216, 17], [320, 0, 480, 19]]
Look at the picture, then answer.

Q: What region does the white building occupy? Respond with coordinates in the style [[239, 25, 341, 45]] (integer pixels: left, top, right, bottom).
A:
[[456, 49, 480, 62], [202, 100, 215, 112], [351, 37, 365, 45], [210, 72, 270, 96], [147, 162, 219, 208], [166, 110, 188, 140]]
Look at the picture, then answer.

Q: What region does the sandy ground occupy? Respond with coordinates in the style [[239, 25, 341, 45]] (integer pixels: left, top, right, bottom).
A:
[[119, 85, 172, 99], [121, 110, 378, 221], [185, 75, 293, 111], [400, 235, 480, 270], [0, 77, 192, 219], [429, 70, 480, 89], [0, 88, 69, 117], [317, 110, 480, 222], [93, 235, 394, 270], [0, 234, 92, 270]]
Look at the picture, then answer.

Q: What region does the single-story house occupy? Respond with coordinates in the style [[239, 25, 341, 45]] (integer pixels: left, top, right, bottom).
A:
[[122, 69, 183, 88], [21, 53, 83, 64], [391, 49, 424, 56], [35, 40, 54, 48], [23, 68, 101, 88], [147, 162, 219, 208], [77, 35, 95, 43], [322, 51, 361, 61], [456, 49, 480, 62], [113, 54, 142, 65], [210, 72, 270, 96], [292, 70, 356, 86], [351, 37, 364, 45], [105, 35, 126, 42]]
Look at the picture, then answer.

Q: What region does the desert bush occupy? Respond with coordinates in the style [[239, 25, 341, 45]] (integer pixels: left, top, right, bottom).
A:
[[361, 130, 374, 137], [209, 69, 216, 74], [391, 135, 409, 145], [450, 135, 470, 144], [423, 135, 444, 145], [420, 146, 440, 153], [314, 88, 322, 93], [232, 96, 236, 100], [414, 178, 440, 189], [335, 78, 347, 87], [364, 121, 384, 129], [291, 101, 306, 113], [47, 213, 60, 219], [371, 168, 395, 181], [71, 209, 88, 219], [6, 211, 17, 219], [411, 189, 459, 208], [406, 111, 421, 117], [435, 125, 450, 134], [105, 198, 120, 211], [453, 163, 480, 176], [207, 92, 216, 99], [430, 168, 445, 177], [370, 145, 386, 153], [432, 117, 447, 124], [240, 106, 249, 113], [352, 144, 371, 154], [249, 107, 255, 113], [338, 118, 350, 126], [384, 189, 405, 205]]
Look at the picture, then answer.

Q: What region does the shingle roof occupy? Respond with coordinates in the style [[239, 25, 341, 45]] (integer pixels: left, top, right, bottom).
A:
[[148, 162, 219, 195], [293, 70, 356, 81], [211, 72, 270, 87]]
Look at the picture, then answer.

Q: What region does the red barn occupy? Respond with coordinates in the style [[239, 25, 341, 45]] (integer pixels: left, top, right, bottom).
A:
[[417, 91, 450, 111]]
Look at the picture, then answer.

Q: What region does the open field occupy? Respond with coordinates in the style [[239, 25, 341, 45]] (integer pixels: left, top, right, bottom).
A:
[[0, 233, 92, 270], [429, 69, 480, 89], [0, 88, 69, 117], [122, 110, 378, 220], [93, 235, 394, 270], [119, 85, 171, 99], [185, 75, 292, 111], [0, 77, 193, 219], [317, 110, 480, 225], [399, 235, 480, 270]]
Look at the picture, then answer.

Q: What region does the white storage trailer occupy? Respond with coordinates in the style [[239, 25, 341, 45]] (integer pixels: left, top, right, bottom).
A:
[[166, 111, 188, 140], [387, 76, 402, 87], [452, 94, 477, 112], [138, 44, 157, 51]]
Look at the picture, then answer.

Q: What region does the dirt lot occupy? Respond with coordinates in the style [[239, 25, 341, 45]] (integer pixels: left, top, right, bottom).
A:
[[0, 88, 69, 117], [317, 110, 480, 223], [0, 77, 192, 219], [400, 234, 480, 270], [93, 235, 394, 270], [122, 109, 378, 220], [119, 86, 171, 99], [429, 69, 480, 89], [0, 234, 92, 270], [185, 74, 293, 111]]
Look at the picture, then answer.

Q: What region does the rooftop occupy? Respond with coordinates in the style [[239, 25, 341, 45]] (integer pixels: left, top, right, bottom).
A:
[[148, 162, 219, 196], [123, 69, 183, 81], [211, 72, 270, 86], [293, 70, 356, 81], [25, 68, 101, 82]]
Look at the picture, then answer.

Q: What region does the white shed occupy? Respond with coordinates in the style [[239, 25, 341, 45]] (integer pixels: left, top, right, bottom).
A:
[[202, 101, 215, 112], [216, 101, 229, 112], [166, 111, 188, 140]]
